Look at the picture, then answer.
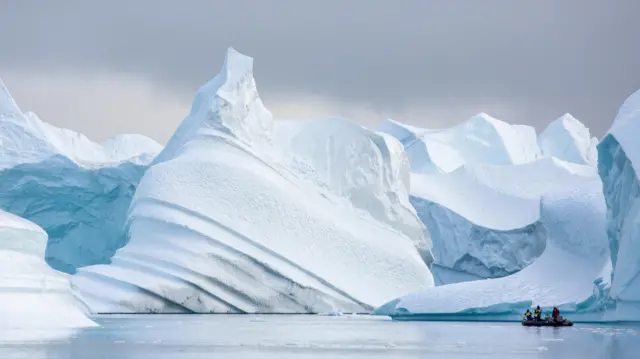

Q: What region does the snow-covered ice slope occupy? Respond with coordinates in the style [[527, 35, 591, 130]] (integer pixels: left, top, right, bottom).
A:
[[0, 210, 96, 335], [278, 117, 433, 264], [378, 114, 540, 174], [0, 78, 162, 273], [380, 115, 600, 283], [539, 113, 598, 167], [73, 48, 433, 314], [410, 158, 598, 283], [598, 88, 640, 321], [374, 174, 610, 320]]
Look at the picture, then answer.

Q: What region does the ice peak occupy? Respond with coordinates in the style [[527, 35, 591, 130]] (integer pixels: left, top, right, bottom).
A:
[[539, 113, 597, 166], [469, 112, 499, 123], [222, 47, 253, 77], [155, 48, 274, 165], [0, 77, 21, 117], [217, 47, 255, 103], [463, 112, 511, 132], [558, 112, 577, 122]]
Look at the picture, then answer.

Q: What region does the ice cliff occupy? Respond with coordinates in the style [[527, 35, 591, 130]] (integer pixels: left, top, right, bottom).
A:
[[0, 210, 96, 337], [73, 48, 433, 314], [598, 88, 640, 321], [380, 115, 601, 284], [0, 78, 162, 273]]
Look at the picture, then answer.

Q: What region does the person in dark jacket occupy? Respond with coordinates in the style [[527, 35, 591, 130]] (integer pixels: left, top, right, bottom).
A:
[[552, 307, 560, 321], [524, 309, 533, 320]]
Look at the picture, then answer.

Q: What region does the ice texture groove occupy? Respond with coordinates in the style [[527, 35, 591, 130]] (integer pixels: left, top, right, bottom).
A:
[[73, 47, 434, 314]]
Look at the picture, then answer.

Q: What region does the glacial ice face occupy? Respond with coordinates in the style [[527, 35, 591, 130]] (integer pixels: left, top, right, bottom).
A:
[[73, 47, 433, 314], [375, 176, 610, 320], [0, 210, 96, 334], [539, 113, 598, 166], [0, 157, 153, 273], [598, 88, 640, 321], [411, 195, 545, 281], [378, 114, 541, 175], [0, 77, 162, 273]]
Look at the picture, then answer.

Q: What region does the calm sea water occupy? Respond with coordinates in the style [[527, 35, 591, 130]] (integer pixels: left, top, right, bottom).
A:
[[1, 314, 638, 359]]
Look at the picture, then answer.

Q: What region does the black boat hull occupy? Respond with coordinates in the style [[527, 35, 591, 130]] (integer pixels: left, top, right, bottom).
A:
[[521, 319, 573, 327]]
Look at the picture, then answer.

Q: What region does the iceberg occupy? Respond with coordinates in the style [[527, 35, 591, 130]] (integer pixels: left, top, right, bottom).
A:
[[374, 174, 610, 320], [380, 115, 600, 284], [73, 48, 434, 314], [598, 88, 640, 321], [0, 78, 162, 273], [0, 209, 96, 337]]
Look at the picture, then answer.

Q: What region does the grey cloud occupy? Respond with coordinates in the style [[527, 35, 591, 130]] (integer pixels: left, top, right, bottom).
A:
[[1, 0, 639, 137]]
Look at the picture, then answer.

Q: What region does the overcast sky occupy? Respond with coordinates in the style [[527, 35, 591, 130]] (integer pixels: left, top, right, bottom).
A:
[[1, 0, 639, 143]]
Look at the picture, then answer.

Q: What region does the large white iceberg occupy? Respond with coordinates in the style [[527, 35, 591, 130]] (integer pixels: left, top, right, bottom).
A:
[[598, 88, 640, 321], [380, 116, 600, 284], [73, 48, 433, 314], [0, 78, 162, 273], [0, 209, 96, 336]]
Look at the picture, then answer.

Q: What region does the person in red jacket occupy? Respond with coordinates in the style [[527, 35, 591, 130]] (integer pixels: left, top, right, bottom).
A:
[[552, 307, 560, 320]]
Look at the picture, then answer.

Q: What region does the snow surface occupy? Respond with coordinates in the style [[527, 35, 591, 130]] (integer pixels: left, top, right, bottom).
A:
[[380, 115, 600, 283], [0, 77, 162, 273], [374, 176, 611, 320], [73, 47, 433, 314], [598, 88, 640, 321], [0, 210, 96, 335]]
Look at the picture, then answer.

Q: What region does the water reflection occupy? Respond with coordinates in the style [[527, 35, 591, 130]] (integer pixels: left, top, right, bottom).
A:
[[1, 315, 638, 359]]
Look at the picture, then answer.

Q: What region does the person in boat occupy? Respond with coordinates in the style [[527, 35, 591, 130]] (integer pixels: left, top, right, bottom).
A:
[[551, 307, 562, 322], [523, 309, 533, 320], [544, 314, 551, 321], [533, 306, 542, 321]]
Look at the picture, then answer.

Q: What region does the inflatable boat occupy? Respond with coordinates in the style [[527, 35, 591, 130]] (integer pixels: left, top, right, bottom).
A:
[[521, 318, 573, 327]]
